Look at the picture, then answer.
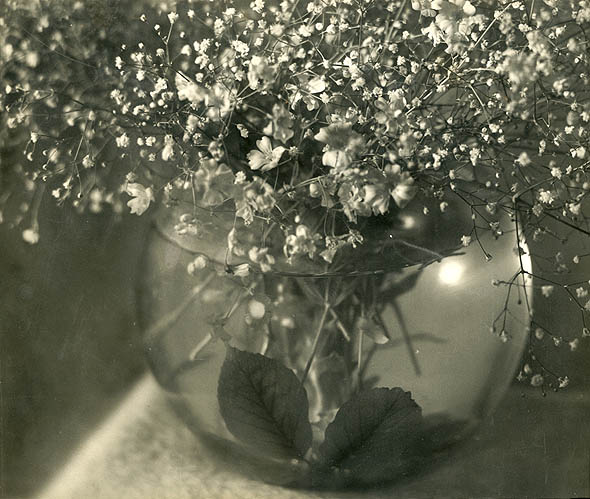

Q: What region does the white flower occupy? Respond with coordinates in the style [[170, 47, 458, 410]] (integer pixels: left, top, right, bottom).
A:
[[429, 0, 477, 50], [167, 12, 178, 24], [248, 299, 266, 319], [236, 124, 249, 138], [125, 182, 154, 215], [231, 40, 249, 57], [232, 263, 251, 277], [205, 84, 234, 121], [82, 155, 94, 168], [538, 190, 554, 205], [363, 184, 390, 215], [284, 224, 321, 259], [516, 151, 531, 166], [116, 133, 129, 148], [248, 246, 275, 272], [247, 55, 276, 90], [247, 137, 285, 172], [251, 0, 265, 13], [187, 255, 209, 275], [162, 135, 175, 161], [153, 77, 167, 93], [22, 228, 39, 244], [385, 163, 417, 208], [175, 73, 205, 104], [194, 159, 234, 206], [314, 123, 364, 169], [305, 76, 326, 94]]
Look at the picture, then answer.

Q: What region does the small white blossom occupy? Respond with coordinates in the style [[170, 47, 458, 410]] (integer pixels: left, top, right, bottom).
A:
[[516, 151, 531, 166], [22, 228, 39, 244], [116, 133, 129, 148], [530, 374, 544, 387], [247, 137, 285, 172], [167, 12, 178, 24], [187, 255, 209, 275], [538, 190, 554, 205], [125, 182, 154, 215]]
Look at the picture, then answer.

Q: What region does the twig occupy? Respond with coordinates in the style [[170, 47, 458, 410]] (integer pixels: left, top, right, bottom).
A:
[[389, 300, 421, 376], [189, 332, 213, 360], [355, 330, 364, 391], [301, 304, 330, 384], [296, 279, 352, 341]]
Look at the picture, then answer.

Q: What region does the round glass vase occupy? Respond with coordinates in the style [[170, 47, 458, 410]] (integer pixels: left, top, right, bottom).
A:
[[138, 197, 532, 490]]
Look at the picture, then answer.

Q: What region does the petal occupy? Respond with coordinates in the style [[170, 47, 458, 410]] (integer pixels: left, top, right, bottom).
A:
[[323, 150, 351, 169], [307, 77, 326, 94], [127, 197, 149, 215], [463, 2, 476, 15], [125, 182, 143, 197], [248, 150, 267, 170], [314, 127, 331, 144], [271, 146, 286, 162], [257, 136, 273, 155], [391, 183, 417, 208]]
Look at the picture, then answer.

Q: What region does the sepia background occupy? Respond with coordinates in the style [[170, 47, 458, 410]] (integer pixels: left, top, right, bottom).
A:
[[2, 0, 590, 497]]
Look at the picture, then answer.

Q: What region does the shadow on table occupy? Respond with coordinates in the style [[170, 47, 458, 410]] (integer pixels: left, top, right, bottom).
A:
[[1, 198, 149, 498]]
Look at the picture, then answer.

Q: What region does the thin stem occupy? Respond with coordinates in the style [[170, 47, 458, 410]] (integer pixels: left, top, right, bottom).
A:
[[355, 330, 364, 391], [513, 202, 533, 317], [296, 279, 351, 341], [394, 239, 449, 263], [389, 300, 421, 376], [359, 343, 379, 381], [301, 304, 330, 385], [189, 332, 213, 360]]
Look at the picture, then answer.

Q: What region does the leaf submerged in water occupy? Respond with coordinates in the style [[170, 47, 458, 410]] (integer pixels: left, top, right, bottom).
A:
[[217, 346, 312, 461], [318, 387, 424, 486]]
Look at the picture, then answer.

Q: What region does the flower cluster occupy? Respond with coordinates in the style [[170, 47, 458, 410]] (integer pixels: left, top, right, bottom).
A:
[[2, 0, 590, 389]]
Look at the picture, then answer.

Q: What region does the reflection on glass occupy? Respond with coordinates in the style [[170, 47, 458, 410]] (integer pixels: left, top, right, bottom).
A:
[[438, 260, 465, 286]]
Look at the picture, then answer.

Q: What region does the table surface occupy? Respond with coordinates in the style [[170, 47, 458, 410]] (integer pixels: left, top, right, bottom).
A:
[[37, 374, 590, 499]]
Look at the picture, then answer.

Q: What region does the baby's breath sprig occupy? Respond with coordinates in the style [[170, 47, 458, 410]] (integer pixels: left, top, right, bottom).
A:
[[2, 0, 590, 389]]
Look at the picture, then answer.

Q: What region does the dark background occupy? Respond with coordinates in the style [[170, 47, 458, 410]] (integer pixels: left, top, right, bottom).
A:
[[1, 198, 149, 497]]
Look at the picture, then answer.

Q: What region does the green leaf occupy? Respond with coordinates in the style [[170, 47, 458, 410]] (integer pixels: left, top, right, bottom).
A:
[[217, 346, 312, 460], [318, 387, 423, 485]]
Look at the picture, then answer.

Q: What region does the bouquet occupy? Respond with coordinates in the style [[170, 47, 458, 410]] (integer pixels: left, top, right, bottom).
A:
[[2, 0, 590, 487]]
